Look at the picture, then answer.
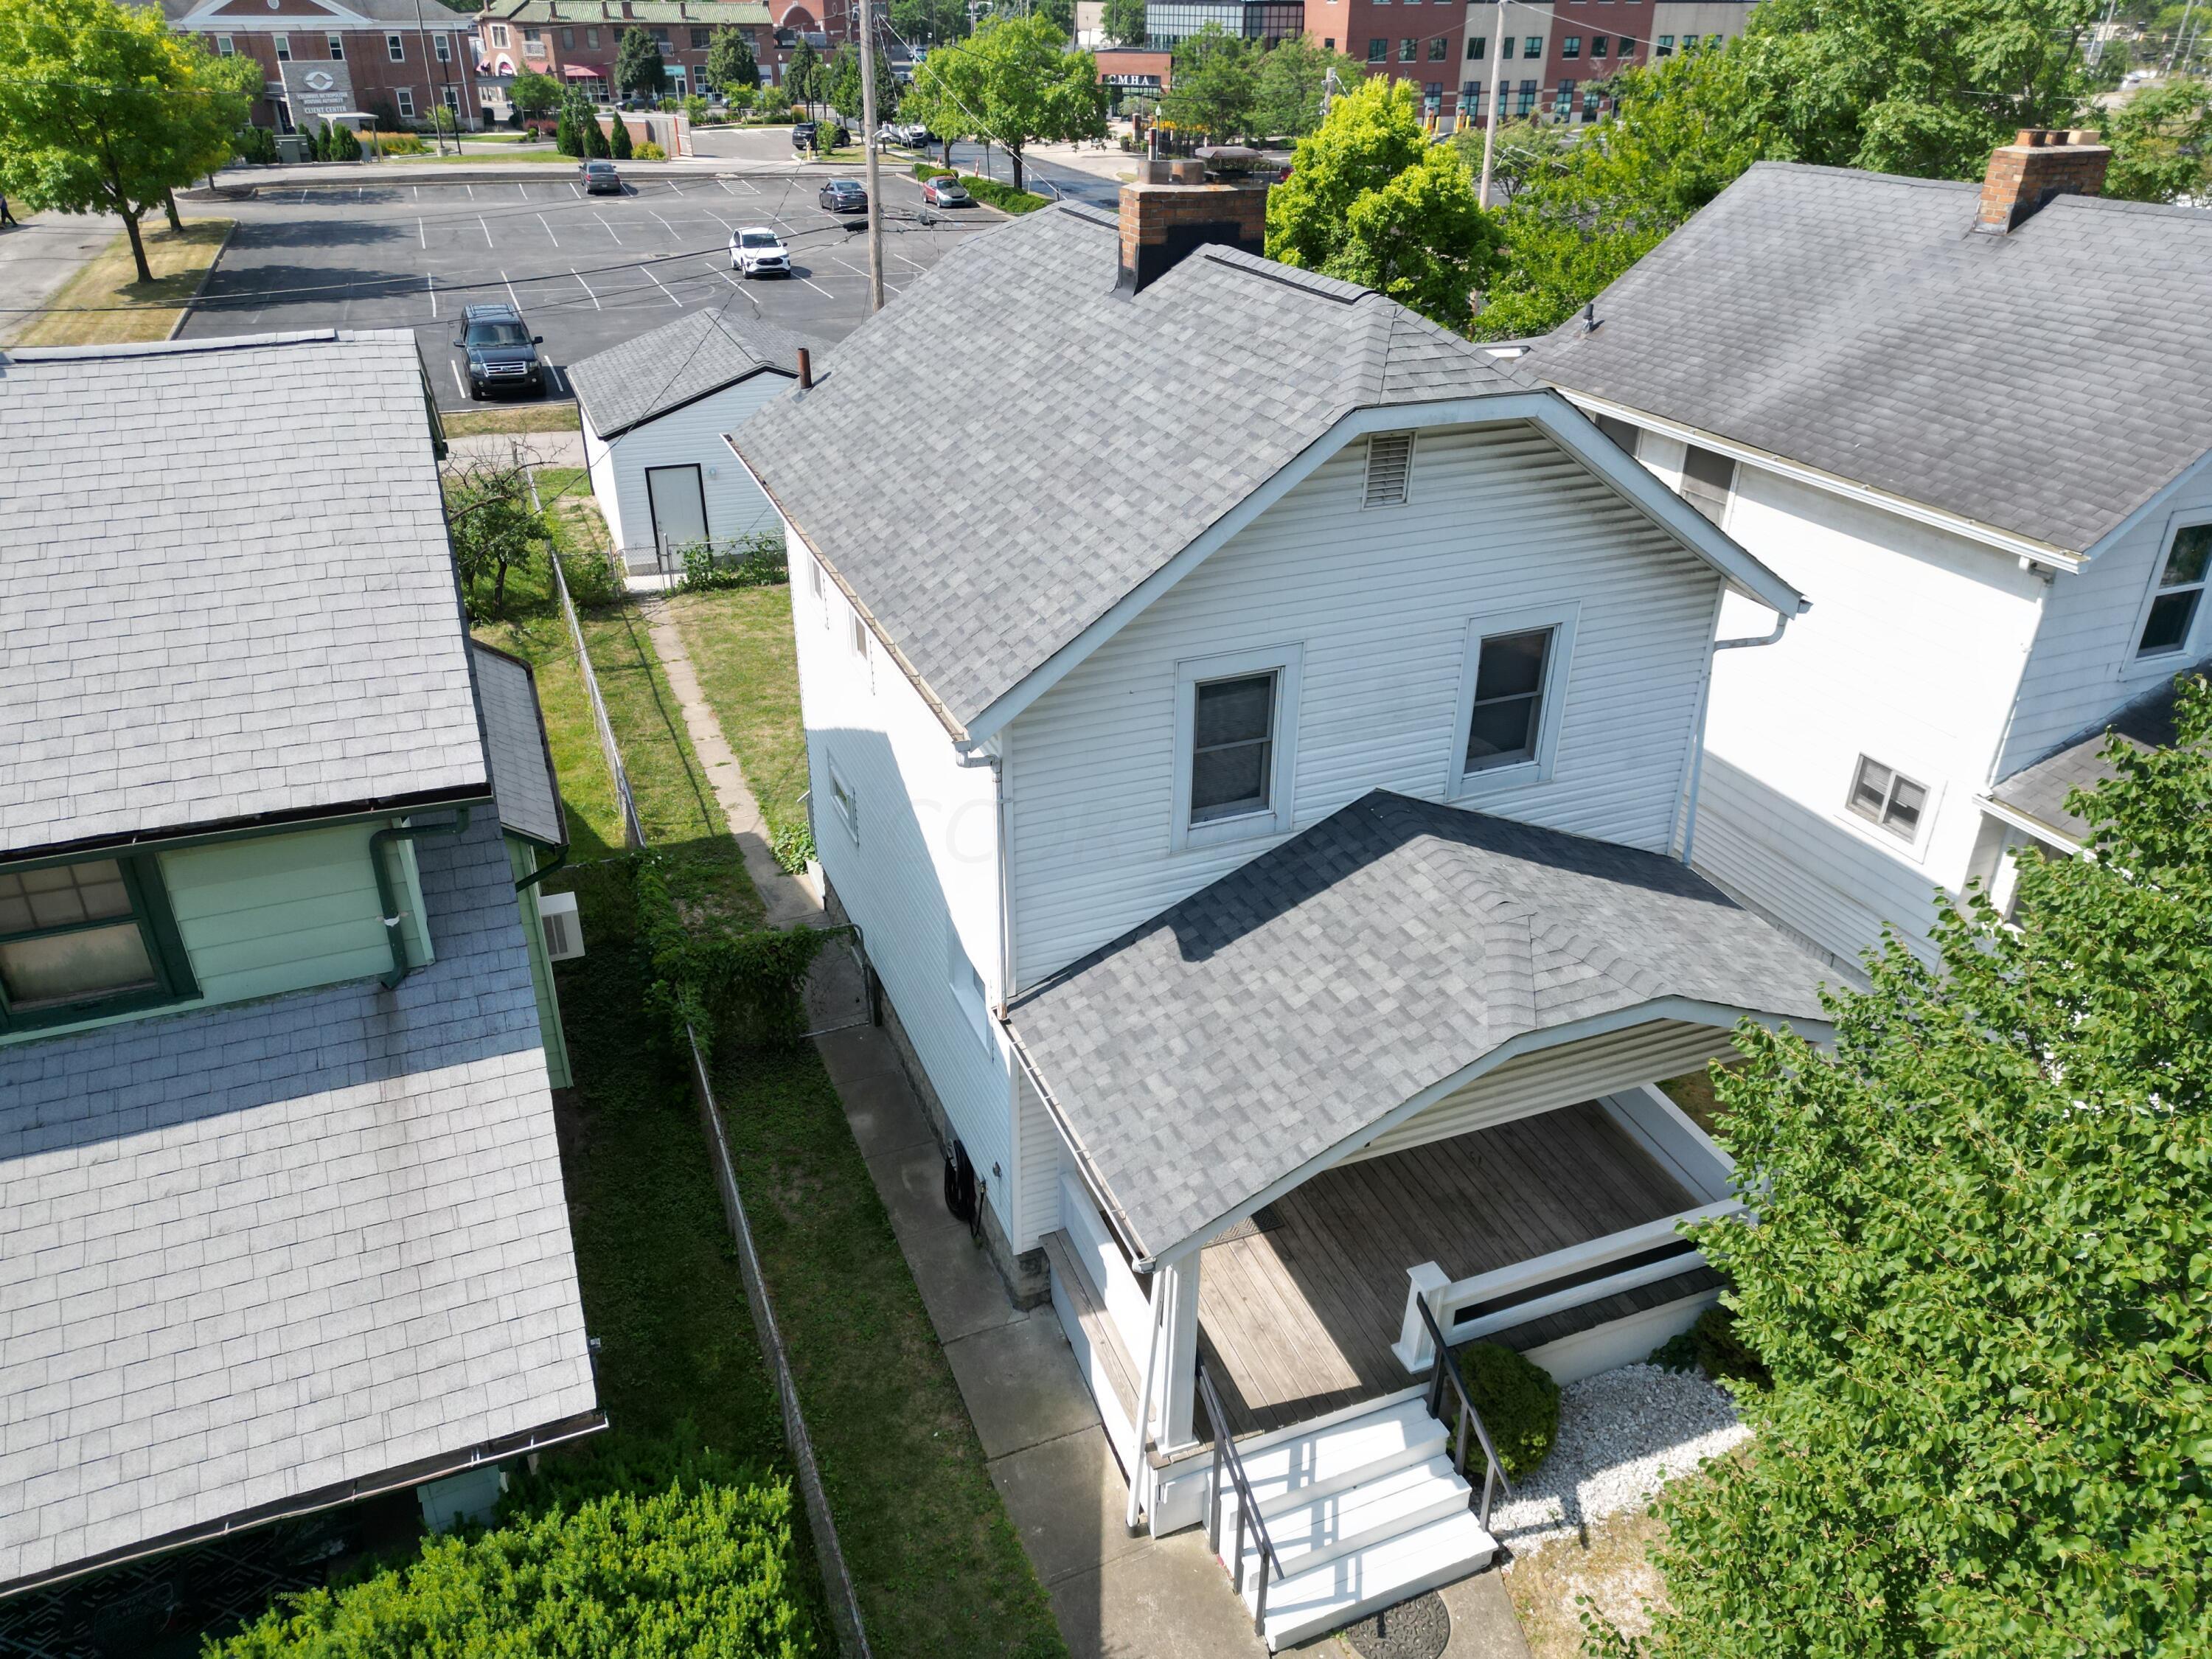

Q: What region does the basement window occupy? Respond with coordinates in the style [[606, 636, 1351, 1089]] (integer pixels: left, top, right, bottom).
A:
[[1678, 443, 1736, 524], [828, 760, 860, 844], [947, 922, 992, 1048], [2136, 522, 2208, 658], [1847, 757, 1929, 844], [1363, 432, 1415, 507]]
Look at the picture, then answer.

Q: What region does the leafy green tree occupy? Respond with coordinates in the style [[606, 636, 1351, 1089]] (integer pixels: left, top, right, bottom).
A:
[[330, 120, 361, 160], [706, 28, 760, 92], [785, 36, 821, 116], [1102, 0, 1149, 46], [445, 448, 549, 616], [2101, 74, 2212, 201], [890, 0, 968, 46], [1033, 0, 1074, 34], [613, 27, 668, 97], [1159, 22, 1253, 141], [609, 111, 634, 159], [1472, 46, 1763, 338], [902, 14, 1105, 192], [585, 110, 612, 157], [555, 100, 577, 154], [1249, 35, 1362, 139], [0, 0, 252, 282], [1266, 75, 1498, 330], [509, 69, 562, 120], [823, 40, 897, 125], [1594, 674, 2212, 1659]]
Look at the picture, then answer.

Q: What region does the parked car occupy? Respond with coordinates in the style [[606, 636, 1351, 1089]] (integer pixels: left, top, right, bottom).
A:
[[792, 119, 849, 153], [880, 121, 933, 147], [919, 174, 972, 208], [729, 226, 792, 277], [818, 178, 868, 213], [581, 159, 622, 195], [453, 302, 544, 400]]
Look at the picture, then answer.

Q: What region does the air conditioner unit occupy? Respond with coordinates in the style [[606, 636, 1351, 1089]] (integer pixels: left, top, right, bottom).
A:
[[539, 889, 584, 961]]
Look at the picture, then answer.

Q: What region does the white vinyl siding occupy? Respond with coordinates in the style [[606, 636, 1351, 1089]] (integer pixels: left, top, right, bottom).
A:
[[788, 510, 1014, 1236], [577, 372, 790, 564], [1006, 422, 1720, 987], [1015, 1067, 1065, 1250]]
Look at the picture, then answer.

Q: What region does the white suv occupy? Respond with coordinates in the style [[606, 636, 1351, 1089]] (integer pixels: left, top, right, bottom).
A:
[[729, 226, 791, 278]]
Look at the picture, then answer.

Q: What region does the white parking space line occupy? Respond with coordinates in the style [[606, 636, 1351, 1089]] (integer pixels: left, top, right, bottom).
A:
[[538, 212, 560, 246], [465, 183, 476, 200], [427, 273, 436, 318], [665, 180, 686, 194], [644, 265, 684, 308], [417, 217, 427, 248], [518, 184, 529, 201], [502, 269, 525, 313], [571, 268, 601, 310], [570, 181, 583, 198], [451, 361, 467, 400], [594, 212, 623, 245], [798, 273, 835, 299], [650, 209, 681, 239], [479, 215, 495, 248]]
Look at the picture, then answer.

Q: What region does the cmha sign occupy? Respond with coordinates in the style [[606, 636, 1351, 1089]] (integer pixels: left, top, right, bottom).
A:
[[279, 59, 357, 117]]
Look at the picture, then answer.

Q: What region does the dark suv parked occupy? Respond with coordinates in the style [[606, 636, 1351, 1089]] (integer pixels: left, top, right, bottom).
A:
[[453, 303, 544, 400], [791, 119, 849, 153]]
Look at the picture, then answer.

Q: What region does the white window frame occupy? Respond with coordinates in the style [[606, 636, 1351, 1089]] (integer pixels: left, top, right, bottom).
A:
[[273, 33, 291, 60], [1448, 604, 1579, 799], [809, 554, 827, 608], [442, 83, 462, 112], [946, 919, 992, 1048], [1841, 753, 1942, 860], [394, 86, 415, 116], [386, 32, 405, 60], [2128, 511, 2212, 666], [849, 609, 869, 662], [434, 32, 453, 61], [326, 32, 344, 58], [1169, 644, 1304, 854], [215, 33, 234, 54], [490, 22, 509, 45], [827, 758, 860, 844]]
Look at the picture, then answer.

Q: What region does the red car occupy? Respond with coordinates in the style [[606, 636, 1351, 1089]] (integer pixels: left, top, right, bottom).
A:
[[919, 175, 973, 208]]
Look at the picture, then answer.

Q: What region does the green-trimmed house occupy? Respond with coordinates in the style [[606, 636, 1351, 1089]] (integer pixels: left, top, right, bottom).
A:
[[0, 330, 596, 1595]]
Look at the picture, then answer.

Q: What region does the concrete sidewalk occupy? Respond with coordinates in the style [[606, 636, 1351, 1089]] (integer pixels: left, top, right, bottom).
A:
[[0, 212, 119, 346]]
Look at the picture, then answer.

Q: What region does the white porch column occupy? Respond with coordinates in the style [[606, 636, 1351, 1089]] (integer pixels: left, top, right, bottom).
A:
[[1153, 1251, 1202, 1450], [1391, 1261, 1451, 1373]]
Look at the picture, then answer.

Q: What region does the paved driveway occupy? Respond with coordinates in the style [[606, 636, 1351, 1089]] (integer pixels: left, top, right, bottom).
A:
[[175, 170, 992, 409]]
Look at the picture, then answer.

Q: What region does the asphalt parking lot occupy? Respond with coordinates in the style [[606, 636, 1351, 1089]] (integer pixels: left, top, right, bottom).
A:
[[175, 169, 992, 410]]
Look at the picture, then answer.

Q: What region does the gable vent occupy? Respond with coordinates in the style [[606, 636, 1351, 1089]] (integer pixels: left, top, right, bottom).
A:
[[1363, 432, 1415, 507]]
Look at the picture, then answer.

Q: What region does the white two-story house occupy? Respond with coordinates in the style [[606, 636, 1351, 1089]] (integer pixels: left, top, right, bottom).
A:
[[735, 178, 1833, 1646], [1523, 129, 2212, 972]]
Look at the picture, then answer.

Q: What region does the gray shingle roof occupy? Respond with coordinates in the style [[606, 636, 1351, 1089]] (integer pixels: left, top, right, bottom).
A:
[[160, 0, 475, 27], [1522, 163, 2212, 557], [568, 307, 803, 441], [0, 815, 595, 1589], [731, 205, 1535, 734], [1989, 661, 2206, 844], [0, 331, 486, 862], [1006, 791, 1832, 1260], [471, 643, 566, 848]]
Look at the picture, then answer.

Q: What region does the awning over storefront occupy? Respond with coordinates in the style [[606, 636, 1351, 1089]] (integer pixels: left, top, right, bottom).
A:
[[563, 62, 608, 80]]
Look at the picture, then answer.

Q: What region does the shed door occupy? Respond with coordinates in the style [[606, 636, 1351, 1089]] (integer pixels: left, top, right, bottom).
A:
[[646, 464, 709, 563]]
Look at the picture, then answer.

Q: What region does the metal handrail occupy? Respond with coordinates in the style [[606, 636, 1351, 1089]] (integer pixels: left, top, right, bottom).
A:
[[1416, 1292, 1514, 1531], [1197, 1363, 1288, 1640]]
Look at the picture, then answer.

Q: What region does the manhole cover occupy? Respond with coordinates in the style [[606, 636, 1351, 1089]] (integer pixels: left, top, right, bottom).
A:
[[1342, 1590, 1450, 1659]]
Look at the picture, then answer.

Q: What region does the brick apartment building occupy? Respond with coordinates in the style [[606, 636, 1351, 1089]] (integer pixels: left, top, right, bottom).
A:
[[476, 0, 845, 101], [1458, 0, 1753, 128], [159, 0, 480, 131]]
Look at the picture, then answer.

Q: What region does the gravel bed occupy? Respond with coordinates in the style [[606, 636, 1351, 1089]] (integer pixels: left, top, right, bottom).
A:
[[1488, 1363, 1748, 1560]]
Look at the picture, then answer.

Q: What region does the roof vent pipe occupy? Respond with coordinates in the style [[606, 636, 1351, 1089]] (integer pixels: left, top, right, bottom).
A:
[[796, 347, 813, 389]]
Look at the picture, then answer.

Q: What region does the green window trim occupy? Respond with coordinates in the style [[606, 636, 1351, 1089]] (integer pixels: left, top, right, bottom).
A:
[[0, 852, 200, 1034]]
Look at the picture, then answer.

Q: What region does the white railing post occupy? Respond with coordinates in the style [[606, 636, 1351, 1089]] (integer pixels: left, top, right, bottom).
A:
[[1392, 1262, 1452, 1372]]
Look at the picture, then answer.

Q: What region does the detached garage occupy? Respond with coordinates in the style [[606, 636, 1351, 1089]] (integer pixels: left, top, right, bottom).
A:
[[568, 309, 805, 582]]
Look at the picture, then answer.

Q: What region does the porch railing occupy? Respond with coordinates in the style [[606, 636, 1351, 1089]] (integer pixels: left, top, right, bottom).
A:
[[1392, 1197, 1746, 1374], [1415, 1293, 1513, 1531], [1197, 1363, 1287, 1640]]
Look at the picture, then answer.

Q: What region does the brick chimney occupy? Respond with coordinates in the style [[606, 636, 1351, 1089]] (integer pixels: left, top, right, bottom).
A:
[[1116, 160, 1268, 296], [1976, 128, 2110, 233]]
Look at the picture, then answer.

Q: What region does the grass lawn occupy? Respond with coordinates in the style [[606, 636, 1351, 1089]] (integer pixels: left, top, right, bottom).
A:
[[715, 1046, 1066, 1659], [11, 218, 232, 347], [393, 150, 582, 164], [442, 403, 581, 437], [664, 585, 811, 845], [1503, 1506, 1669, 1659]]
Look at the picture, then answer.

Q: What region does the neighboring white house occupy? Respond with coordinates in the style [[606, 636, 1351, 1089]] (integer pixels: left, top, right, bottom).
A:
[[1522, 131, 2212, 973], [567, 307, 804, 583], [734, 178, 1834, 1647]]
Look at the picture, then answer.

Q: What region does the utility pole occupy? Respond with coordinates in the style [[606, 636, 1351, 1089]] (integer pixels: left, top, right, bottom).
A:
[[2087, 0, 2118, 68], [1478, 0, 1509, 209], [858, 0, 886, 311], [411, 0, 449, 155], [2168, 0, 2199, 72]]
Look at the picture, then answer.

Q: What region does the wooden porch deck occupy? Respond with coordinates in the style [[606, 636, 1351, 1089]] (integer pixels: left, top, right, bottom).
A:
[[1195, 1100, 1697, 1439]]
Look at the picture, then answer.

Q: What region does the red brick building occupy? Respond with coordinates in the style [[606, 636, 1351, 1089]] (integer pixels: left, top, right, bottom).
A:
[[159, 0, 480, 131], [476, 0, 848, 101], [1459, 1, 1753, 129], [1307, 0, 1466, 123]]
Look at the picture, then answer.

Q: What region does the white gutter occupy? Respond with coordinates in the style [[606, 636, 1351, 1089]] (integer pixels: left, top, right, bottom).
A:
[[1678, 610, 1793, 867], [1976, 792, 2083, 855]]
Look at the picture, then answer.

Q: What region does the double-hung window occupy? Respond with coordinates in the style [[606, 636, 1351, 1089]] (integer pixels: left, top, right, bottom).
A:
[[692, 27, 711, 47], [1847, 757, 1929, 844], [1367, 37, 1387, 62], [1399, 38, 1416, 60], [327, 33, 344, 59], [1173, 647, 1303, 849], [215, 33, 234, 54], [386, 32, 406, 60], [1561, 35, 1580, 57], [396, 86, 416, 116], [1466, 35, 1484, 59], [1451, 608, 1576, 794], [274, 34, 291, 60], [0, 855, 195, 1032], [828, 760, 860, 842], [434, 33, 452, 61], [2136, 521, 2209, 657]]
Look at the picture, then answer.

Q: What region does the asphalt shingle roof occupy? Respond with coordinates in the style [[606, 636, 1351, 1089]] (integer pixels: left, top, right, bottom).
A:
[[731, 204, 1534, 733], [567, 307, 803, 442], [0, 331, 486, 862], [1989, 661, 2207, 843], [0, 815, 596, 1589], [1006, 791, 1832, 1260], [471, 643, 566, 848], [1523, 163, 2212, 557]]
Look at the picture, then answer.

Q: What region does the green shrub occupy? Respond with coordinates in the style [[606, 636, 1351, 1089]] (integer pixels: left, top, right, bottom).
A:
[[1646, 1329, 1700, 1374], [611, 115, 635, 159], [234, 124, 278, 164], [1688, 1303, 1770, 1391], [681, 533, 787, 593], [959, 174, 1051, 215], [771, 821, 815, 875], [558, 546, 626, 610], [1453, 1342, 1559, 1481], [208, 1473, 813, 1658], [634, 851, 829, 1057], [636, 140, 666, 160], [330, 123, 362, 161]]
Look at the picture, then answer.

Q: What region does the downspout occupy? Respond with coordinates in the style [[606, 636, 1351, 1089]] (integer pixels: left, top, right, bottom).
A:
[[371, 809, 472, 988], [1681, 611, 1793, 869], [1125, 1264, 1169, 1531], [515, 843, 568, 893]]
